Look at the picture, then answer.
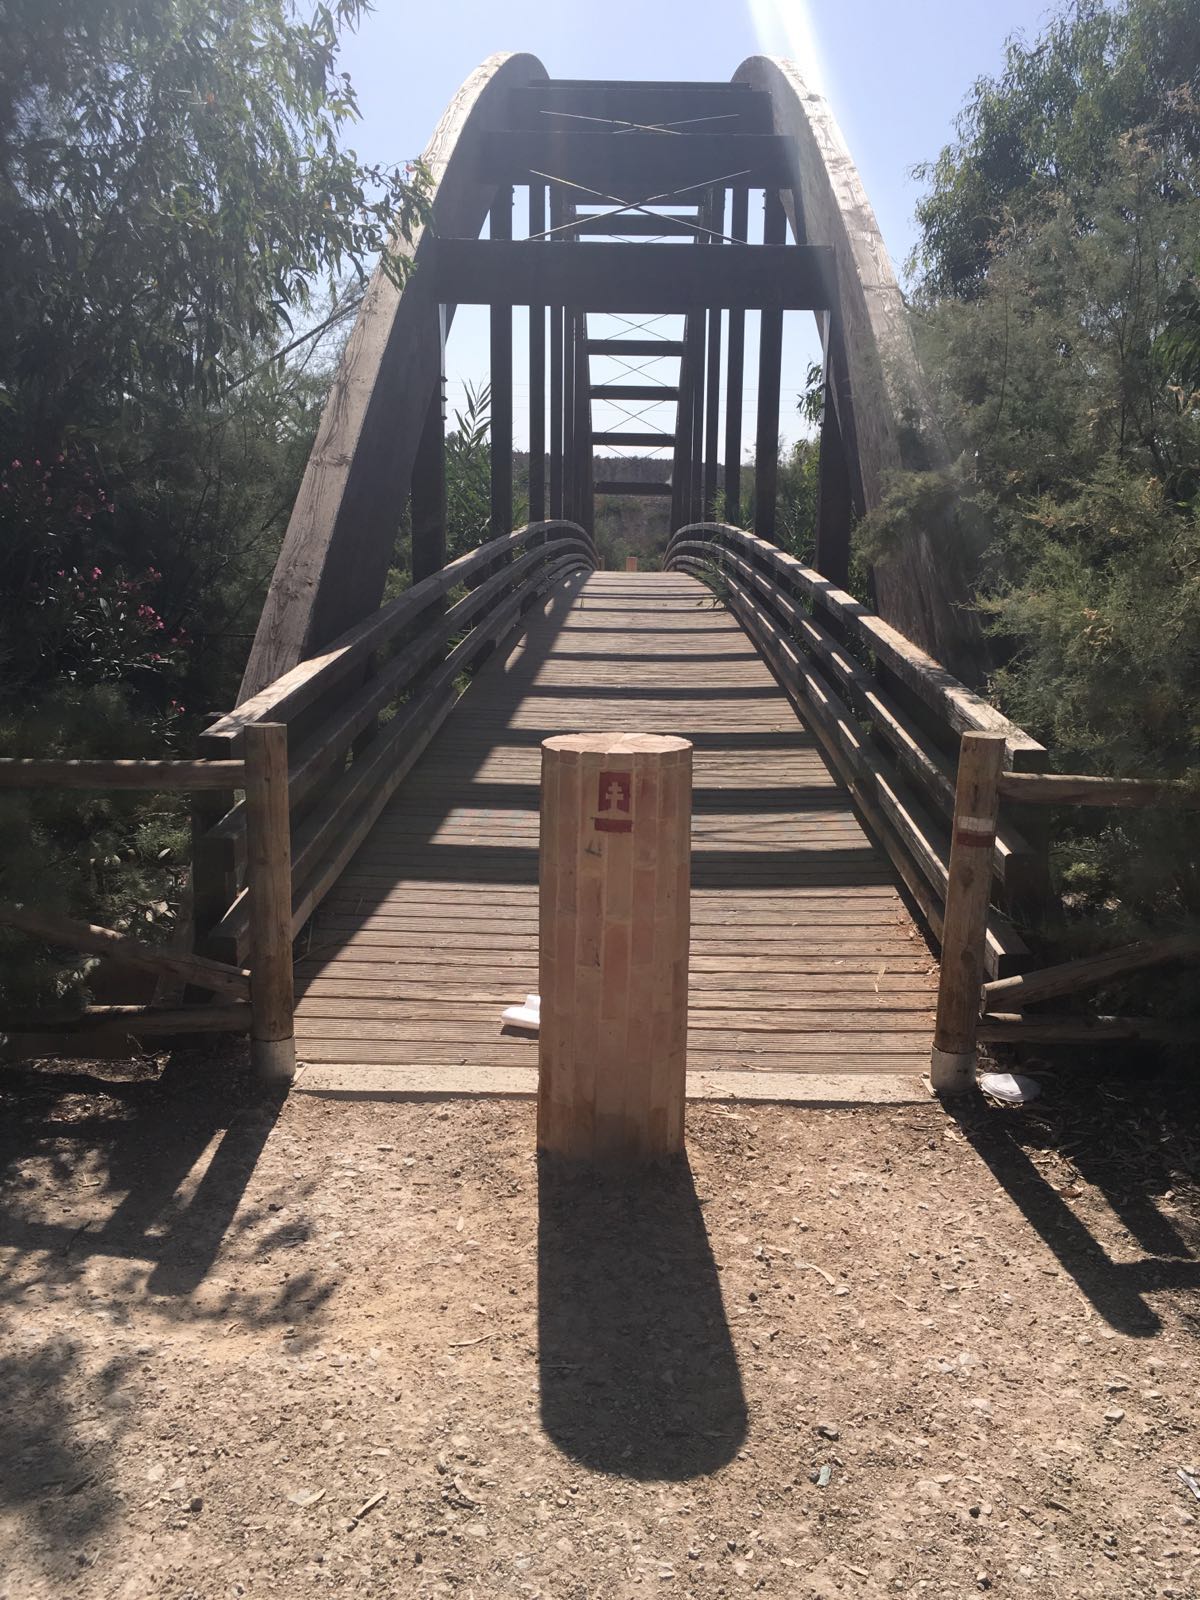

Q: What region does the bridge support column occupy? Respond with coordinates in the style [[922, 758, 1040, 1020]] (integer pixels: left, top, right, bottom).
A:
[[538, 733, 692, 1163]]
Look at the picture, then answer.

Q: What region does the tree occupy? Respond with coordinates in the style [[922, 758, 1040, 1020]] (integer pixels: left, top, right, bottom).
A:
[[0, 0, 427, 1015], [910, 0, 1200, 300], [872, 0, 1200, 962], [0, 0, 427, 435]]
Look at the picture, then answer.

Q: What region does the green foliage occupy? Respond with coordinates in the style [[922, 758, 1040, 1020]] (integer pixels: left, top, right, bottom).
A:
[[0, 0, 423, 1017], [747, 365, 824, 565], [0, 684, 189, 1015], [445, 382, 496, 561], [891, 0, 1200, 972], [593, 486, 669, 571], [910, 0, 1200, 300], [0, 0, 429, 431], [774, 438, 820, 563]]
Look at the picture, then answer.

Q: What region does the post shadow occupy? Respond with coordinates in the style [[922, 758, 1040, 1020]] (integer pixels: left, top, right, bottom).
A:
[[948, 1098, 1200, 1338], [537, 1153, 748, 1480]]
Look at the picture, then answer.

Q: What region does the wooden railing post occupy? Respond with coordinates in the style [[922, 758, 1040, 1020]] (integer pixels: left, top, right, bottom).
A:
[[243, 722, 296, 1084], [931, 731, 1006, 1096]]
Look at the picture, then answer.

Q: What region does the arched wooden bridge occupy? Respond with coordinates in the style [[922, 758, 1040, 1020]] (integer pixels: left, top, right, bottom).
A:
[[190, 58, 1051, 1090]]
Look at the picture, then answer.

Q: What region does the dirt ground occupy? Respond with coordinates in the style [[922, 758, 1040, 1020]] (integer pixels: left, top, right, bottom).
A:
[[1, 1054, 1198, 1600]]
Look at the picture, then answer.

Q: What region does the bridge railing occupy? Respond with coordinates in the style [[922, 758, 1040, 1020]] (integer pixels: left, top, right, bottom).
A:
[[667, 523, 1048, 979], [193, 520, 595, 966]]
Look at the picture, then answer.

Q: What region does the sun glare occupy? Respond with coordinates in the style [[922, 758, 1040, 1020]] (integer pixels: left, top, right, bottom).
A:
[[745, 0, 830, 100]]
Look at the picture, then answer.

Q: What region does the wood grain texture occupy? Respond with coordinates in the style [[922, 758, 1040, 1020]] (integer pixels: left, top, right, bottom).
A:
[[293, 572, 937, 1078], [538, 732, 692, 1162]]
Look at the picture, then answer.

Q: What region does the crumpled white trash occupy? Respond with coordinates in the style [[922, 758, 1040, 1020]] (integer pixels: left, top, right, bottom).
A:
[[501, 993, 540, 1033], [977, 1070, 1042, 1105]]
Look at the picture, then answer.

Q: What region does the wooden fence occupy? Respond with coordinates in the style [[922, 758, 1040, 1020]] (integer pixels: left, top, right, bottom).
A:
[[667, 523, 1048, 979], [1, 520, 594, 1071], [0, 725, 294, 1080], [932, 735, 1200, 1091], [191, 519, 594, 967]]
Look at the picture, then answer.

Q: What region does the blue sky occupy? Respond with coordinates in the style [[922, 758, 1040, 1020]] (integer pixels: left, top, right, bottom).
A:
[[336, 0, 1056, 452]]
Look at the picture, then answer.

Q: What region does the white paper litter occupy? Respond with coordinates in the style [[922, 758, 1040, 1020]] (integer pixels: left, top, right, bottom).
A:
[[501, 993, 541, 1032], [978, 1070, 1042, 1105]]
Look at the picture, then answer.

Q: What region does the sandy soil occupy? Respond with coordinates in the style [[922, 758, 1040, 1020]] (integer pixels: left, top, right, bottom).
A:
[[1, 1054, 1198, 1600]]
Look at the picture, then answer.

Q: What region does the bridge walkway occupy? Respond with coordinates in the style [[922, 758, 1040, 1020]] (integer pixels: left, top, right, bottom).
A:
[[292, 571, 936, 1082]]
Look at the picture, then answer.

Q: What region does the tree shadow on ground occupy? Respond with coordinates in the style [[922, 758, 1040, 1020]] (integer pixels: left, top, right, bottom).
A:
[[950, 1062, 1200, 1338], [0, 1050, 294, 1300], [538, 1153, 747, 1481], [0, 1051, 328, 1554]]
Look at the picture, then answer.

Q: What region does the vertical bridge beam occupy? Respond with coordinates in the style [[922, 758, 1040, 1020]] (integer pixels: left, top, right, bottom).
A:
[[490, 185, 513, 537], [528, 182, 547, 523], [814, 380, 853, 587], [723, 186, 749, 525], [703, 188, 724, 520], [754, 189, 787, 541], [410, 303, 447, 585]]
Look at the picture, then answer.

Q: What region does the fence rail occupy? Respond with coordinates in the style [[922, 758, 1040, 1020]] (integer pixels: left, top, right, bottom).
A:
[[933, 734, 1200, 1091], [0, 728, 294, 1078]]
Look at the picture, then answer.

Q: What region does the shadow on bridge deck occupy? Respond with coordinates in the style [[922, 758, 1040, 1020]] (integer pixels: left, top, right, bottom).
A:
[[292, 571, 938, 1090]]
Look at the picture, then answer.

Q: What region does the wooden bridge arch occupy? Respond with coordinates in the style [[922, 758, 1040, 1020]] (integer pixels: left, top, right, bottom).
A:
[[240, 54, 983, 704]]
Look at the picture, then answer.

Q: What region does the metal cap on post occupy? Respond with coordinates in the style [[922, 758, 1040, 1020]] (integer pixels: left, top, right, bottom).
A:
[[538, 732, 692, 1163]]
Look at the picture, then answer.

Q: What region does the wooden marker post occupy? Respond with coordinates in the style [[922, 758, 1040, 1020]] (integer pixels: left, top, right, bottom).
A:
[[625, 556, 639, 572], [243, 722, 296, 1083], [538, 733, 692, 1162], [931, 731, 1006, 1096]]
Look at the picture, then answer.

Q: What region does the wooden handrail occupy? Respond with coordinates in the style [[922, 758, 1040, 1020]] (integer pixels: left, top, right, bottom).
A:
[[996, 772, 1200, 808], [194, 546, 593, 965], [201, 537, 595, 844], [668, 524, 1044, 765], [681, 536, 1041, 895], [672, 549, 1031, 978], [206, 520, 593, 750], [0, 758, 245, 790]]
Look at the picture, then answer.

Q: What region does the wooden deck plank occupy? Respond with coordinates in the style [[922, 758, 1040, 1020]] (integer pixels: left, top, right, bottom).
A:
[[295, 572, 937, 1076]]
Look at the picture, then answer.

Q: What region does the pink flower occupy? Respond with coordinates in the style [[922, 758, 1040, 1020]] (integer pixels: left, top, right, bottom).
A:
[[11, 459, 20, 469], [90, 567, 102, 579]]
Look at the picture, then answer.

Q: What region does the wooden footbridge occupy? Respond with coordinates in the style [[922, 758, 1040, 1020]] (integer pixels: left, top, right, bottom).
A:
[[6, 58, 1192, 1091], [188, 56, 1047, 1093]]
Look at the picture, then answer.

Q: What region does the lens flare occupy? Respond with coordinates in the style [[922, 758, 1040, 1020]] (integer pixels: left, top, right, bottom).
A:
[[745, 0, 830, 99]]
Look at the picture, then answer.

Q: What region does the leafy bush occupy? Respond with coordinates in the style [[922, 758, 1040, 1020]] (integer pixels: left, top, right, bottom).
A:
[[0, 0, 426, 1020], [866, 0, 1200, 974]]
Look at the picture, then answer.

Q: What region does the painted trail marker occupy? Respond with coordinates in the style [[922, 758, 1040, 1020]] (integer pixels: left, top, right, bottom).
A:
[[537, 732, 692, 1163]]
